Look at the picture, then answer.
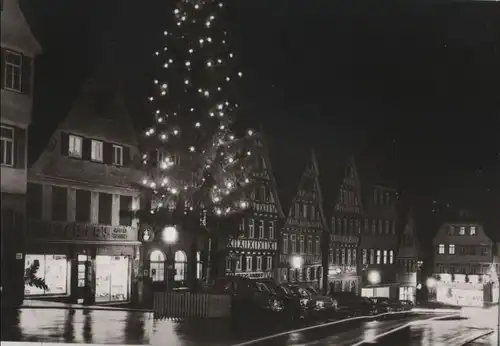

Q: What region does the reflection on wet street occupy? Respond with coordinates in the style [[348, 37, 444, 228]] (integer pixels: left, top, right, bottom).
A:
[[1, 308, 154, 344], [408, 320, 495, 346]]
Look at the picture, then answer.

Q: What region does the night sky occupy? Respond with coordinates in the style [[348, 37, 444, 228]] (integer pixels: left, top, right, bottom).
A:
[[21, 0, 499, 237]]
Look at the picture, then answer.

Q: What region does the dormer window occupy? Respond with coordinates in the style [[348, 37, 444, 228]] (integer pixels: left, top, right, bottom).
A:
[[112, 145, 123, 166], [470, 226, 476, 235], [91, 140, 103, 162], [459, 226, 465, 236], [4, 50, 22, 92], [68, 135, 82, 158]]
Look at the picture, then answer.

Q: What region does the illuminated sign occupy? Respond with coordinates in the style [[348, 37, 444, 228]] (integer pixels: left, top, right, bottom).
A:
[[28, 220, 137, 242]]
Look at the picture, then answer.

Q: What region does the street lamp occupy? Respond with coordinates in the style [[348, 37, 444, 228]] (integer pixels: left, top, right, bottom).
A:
[[162, 226, 178, 291], [291, 255, 303, 269], [367, 270, 381, 285]]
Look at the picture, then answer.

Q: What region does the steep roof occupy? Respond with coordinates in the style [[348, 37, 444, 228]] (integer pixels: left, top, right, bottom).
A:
[[1, 0, 42, 55]]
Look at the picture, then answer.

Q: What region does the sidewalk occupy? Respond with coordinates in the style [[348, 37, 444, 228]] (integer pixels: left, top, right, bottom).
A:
[[19, 299, 152, 313]]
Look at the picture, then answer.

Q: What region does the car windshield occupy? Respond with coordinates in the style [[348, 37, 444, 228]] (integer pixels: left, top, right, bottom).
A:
[[255, 282, 271, 293], [305, 287, 320, 295]]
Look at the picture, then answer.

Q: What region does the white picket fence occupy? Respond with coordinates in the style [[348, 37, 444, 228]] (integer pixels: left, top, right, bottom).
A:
[[153, 292, 231, 319]]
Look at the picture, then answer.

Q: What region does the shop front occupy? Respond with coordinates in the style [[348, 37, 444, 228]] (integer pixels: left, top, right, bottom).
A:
[[327, 264, 360, 294], [25, 220, 141, 304]]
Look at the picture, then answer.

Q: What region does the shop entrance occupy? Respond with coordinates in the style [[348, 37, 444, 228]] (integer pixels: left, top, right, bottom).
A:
[[95, 255, 129, 302]]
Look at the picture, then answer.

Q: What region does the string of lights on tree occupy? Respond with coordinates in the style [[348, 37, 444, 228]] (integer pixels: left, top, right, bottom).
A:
[[140, 0, 256, 218]]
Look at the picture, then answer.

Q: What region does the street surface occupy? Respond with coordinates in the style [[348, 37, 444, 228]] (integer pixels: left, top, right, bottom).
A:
[[2, 306, 497, 346]]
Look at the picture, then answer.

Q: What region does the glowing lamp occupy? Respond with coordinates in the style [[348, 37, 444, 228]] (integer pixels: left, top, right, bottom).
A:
[[162, 226, 178, 244], [426, 277, 437, 288], [367, 270, 381, 285], [291, 256, 303, 269]]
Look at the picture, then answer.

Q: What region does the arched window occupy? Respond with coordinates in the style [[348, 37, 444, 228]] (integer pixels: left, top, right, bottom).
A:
[[196, 251, 202, 279], [149, 250, 165, 282], [174, 251, 187, 282]]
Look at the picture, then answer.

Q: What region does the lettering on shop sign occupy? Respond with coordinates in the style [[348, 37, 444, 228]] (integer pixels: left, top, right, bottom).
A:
[[28, 220, 137, 242], [331, 235, 359, 244], [228, 238, 277, 251]]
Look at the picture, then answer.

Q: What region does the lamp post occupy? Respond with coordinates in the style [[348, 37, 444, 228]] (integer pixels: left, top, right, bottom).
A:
[[162, 226, 178, 291]]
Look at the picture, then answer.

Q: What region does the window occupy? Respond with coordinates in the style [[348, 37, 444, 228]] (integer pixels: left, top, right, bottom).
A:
[[269, 221, 275, 239], [24, 254, 68, 295], [239, 218, 245, 237], [385, 221, 390, 234], [438, 244, 445, 254], [256, 256, 262, 271], [341, 248, 346, 265], [246, 256, 252, 271], [266, 256, 272, 270], [27, 183, 43, 220], [389, 250, 394, 264], [303, 204, 308, 219], [352, 249, 357, 264], [316, 237, 321, 255], [335, 248, 341, 264], [370, 249, 375, 264], [68, 135, 82, 158], [362, 249, 367, 265], [249, 218, 255, 238], [291, 235, 296, 253], [383, 250, 387, 264], [307, 236, 312, 254], [259, 220, 264, 238], [119, 195, 132, 226], [470, 226, 476, 235], [283, 234, 289, 254], [51, 186, 67, 221], [112, 145, 123, 166], [196, 252, 202, 279], [236, 255, 242, 271], [329, 248, 334, 264], [91, 140, 103, 162], [347, 249, 352, 265], [4, 50, 22, 91], [0, 125, 14, 166], [449, 244, 455, 255], [459, 227, 465, 236], [174, 251, 187, 282], [299, 235, 304, 253], [149, 250, 165, 282], [75, 189, 91, 223], [98, 192, 112, 225], [376, 250, 381, 264]]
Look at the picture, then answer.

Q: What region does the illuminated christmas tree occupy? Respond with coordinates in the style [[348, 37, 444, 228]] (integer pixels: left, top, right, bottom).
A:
[[139, 0, 255, 223]]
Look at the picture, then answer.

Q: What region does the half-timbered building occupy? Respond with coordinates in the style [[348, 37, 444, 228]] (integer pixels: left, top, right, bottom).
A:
[[279, 151, 327, 289], [224, 134, 284, 279], [396, 209, 419, 302], [326, 157, 363, 294]]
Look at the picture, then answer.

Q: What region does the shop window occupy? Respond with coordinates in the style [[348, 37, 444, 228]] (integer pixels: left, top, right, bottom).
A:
[[75, 189, 91, 223], [25, 254, 68, 296], [51, 186, 67, 221], [150, 250, 165, 282], [95, 255, 129, 302], [376, 250, 381, 264], [98, 192, 112, 225], [174, 251, 187, 282]]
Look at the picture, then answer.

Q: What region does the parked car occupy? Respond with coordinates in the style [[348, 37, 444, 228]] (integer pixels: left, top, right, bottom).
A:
[[371, 297, 404, 312], [400, 300, 414, 311], [209, 276, 284, 316], [283, 284, 337, 318], [258, 280, 308, 320], [330, 292, 378, 317]]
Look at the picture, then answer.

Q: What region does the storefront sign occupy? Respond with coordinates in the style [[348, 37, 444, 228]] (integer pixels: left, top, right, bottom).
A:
[[229, 238, 278, 251], [28, 220, 138, 242]]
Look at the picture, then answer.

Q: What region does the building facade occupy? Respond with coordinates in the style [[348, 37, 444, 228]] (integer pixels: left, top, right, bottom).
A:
[[359, 185, 399, 299], [431, 222, 497, 306], [1, 0, 42, 304], [224, 135, 284, 279], [395, 209, 419, 302], [26, 76, 143, 304], [326, 158, 363, 294], [279, 151, 326, 290]]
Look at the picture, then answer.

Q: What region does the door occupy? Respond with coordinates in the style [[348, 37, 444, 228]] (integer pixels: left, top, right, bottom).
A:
[[95, 255, 129, 303]]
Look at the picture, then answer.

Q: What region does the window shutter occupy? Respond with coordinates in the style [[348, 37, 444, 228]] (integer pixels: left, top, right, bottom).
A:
[[14, 127, 26, 169], [0, 48, 5, 89], [21, 55, 32, 94], [103, 142, 112, 164], [82, 138, 91, 160], [60, 132, 69, 155], [123, 146, 131, 166]]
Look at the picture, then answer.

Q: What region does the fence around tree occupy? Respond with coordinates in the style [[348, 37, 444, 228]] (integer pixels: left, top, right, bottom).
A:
[[154, 292, 231, 319]]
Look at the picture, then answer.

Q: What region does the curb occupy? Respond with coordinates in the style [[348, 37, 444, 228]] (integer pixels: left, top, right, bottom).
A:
[[4, 305, 152, 313]]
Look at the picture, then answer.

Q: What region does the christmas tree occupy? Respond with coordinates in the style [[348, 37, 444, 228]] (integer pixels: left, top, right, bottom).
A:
[[140, 0, 255, 224]]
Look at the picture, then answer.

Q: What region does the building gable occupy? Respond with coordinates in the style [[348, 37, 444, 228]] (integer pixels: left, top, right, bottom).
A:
[[333, 157, 363, 216]]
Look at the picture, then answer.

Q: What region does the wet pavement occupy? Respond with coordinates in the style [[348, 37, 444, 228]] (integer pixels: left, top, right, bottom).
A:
[[408, 319, 494, 345]]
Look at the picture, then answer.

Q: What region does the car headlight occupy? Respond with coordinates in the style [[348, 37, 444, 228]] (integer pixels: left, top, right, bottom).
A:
[[316, 301, 325, 308], [300, 298, 309, 307]]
